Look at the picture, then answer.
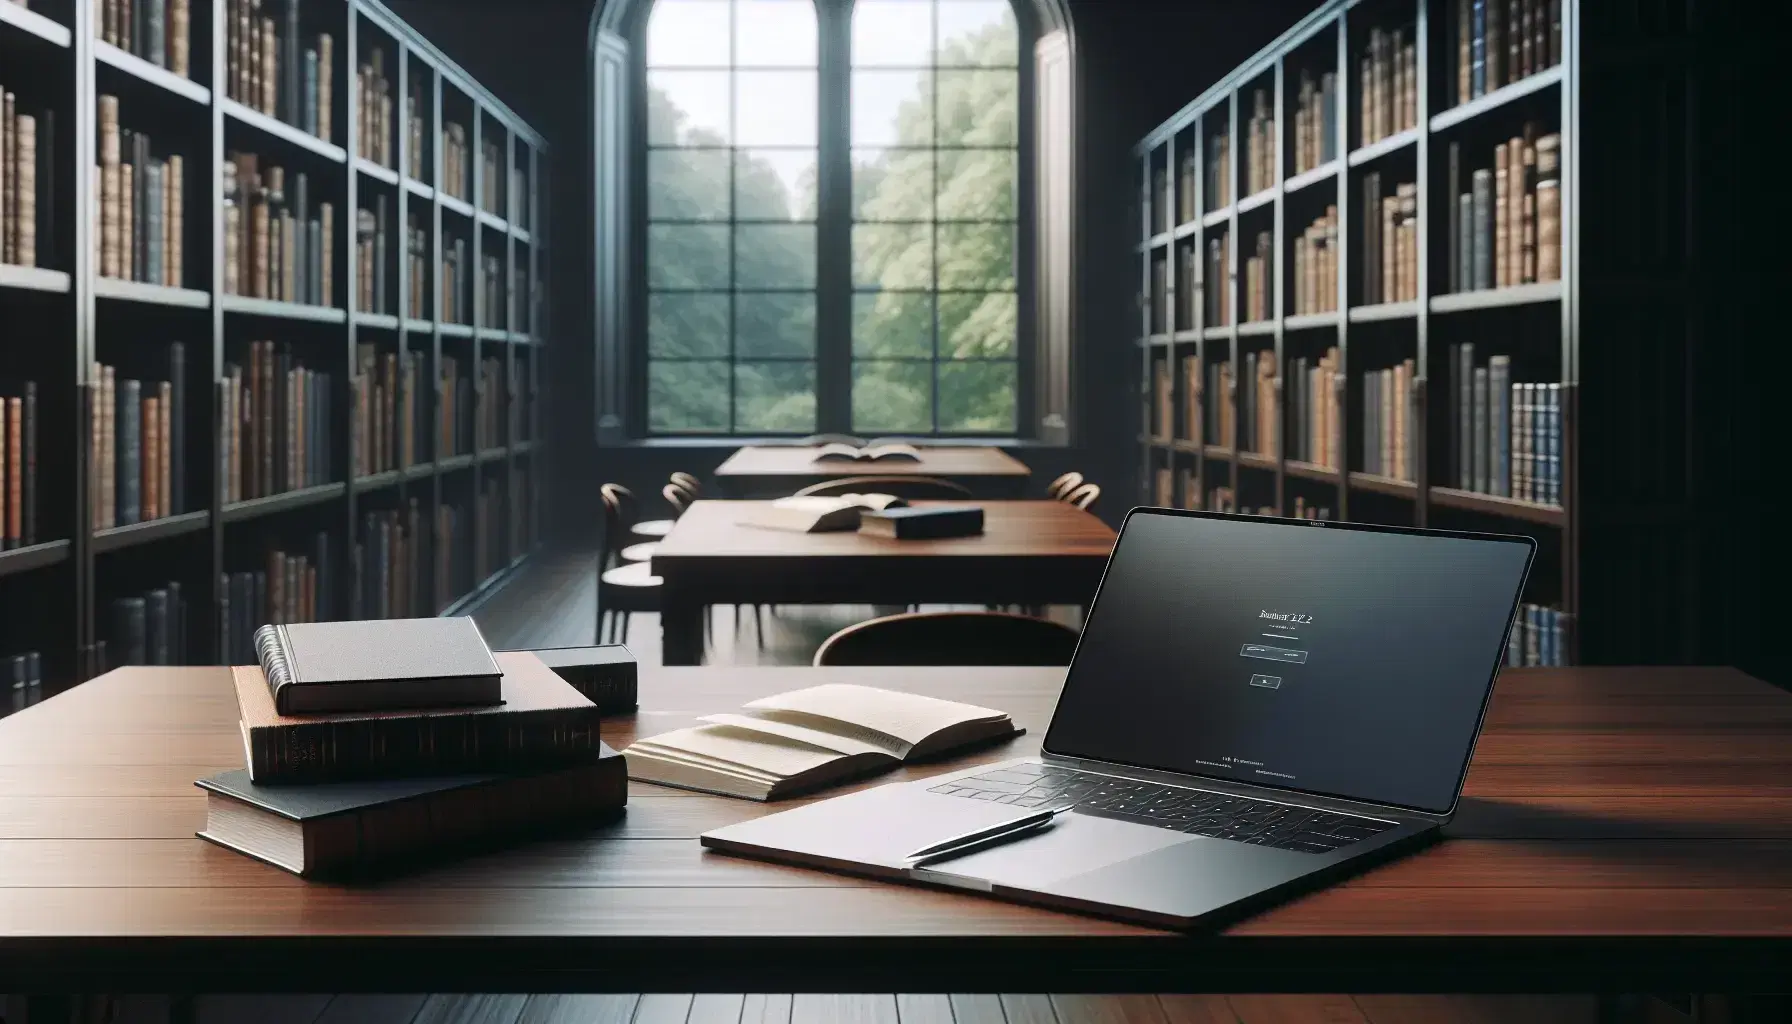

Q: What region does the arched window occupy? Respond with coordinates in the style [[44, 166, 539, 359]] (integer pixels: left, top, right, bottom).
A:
[[597, 0, 1072, 440]]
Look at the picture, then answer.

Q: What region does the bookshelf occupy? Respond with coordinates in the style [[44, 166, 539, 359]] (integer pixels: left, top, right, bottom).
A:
[[0, 0, 546, 704], [1136, 0, 1576, 663]]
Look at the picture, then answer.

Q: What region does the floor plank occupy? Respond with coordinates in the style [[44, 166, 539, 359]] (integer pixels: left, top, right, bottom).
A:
[[313, 995, 431, 1024], [1350, 995, 1596, 1024], [791, 994, 900, 1024], [516, 995, 640, 1024], [1226, 996, 1367, 1024], [739, 994, 793, 1024], [948, 994, 1010, 1024], [687, 994, 746, 1024], [1001, 995, 1062, 1024], [411, 994, 530, 1024], [631, 995, 695, 1024], [895, 994, 954, 1024], [196, 994, 334, 1024], [1052, 995, 1170, 1024], [1157, 996, 1240, 1024]]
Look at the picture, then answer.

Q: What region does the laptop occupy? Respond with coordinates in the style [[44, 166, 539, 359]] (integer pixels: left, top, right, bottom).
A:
[[700, 508, 1536, 930]]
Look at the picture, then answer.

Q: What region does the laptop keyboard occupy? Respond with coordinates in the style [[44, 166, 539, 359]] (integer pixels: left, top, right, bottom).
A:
[[928, 763, 1398, 854]]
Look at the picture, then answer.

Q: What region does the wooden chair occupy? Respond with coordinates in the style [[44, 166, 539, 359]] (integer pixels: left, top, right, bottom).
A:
[[813, 611, 1081, 667], [1064, 482, 1101, 511], [1046, 471, 1085, 500], [632, 473, 700, 539], [598, 485, 663, 644], [795, 475, 972, 500], [669, 472, 702, 496]]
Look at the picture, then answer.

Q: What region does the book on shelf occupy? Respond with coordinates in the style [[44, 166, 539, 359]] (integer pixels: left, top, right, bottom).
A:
[[1286, 347, 1340, 470], [477, 355, 504, 449], [219, 534, 336, 664], [625, 683, 1020, 801], [1292, 68, 1337, 174], [0, 381, 38, 550], [224, 151, 334, 305], [1506, 602, 1568, 667], [1148, 158, 1167, 235], [1360, 359, 1417, 482], [1451, 0, 1562, 107], [1291, 206, 1338, 315], [481, 136, 503, 214], [352, 343, 421, 476], [1289, 497, 1334, 521], [349, 499, 428, 621], [1242, 230, 1271, 323], [1154, 466, 1173, 507], [1244, 87, 1274, 195], [98, 0, 191, 77], [1206, 130, 1229, 208], [233, 649, 604, 785], [5, 651, 45, 716], [442, 120, 469, 201], [1, 87, 50, 270], [407, 91, 426, 179], [1359, 25, 1417, 148], [1205, 233, 1229, 325], [1449, 344, 1561, 505], [93, 97, 185, 287], [356, 45, 394, 167], [481, 254, 505, 327], [1238, 350, 1276, 458], [511, 155, 529, 228], [1448, 125, 1560, 294], [105, 580, 187, 668], [1151, 359, 1171, 440], [441, 234, 468, 322], [1360, 172, 1417, 305], [226, 0, 334, 143], [407, 212, 428, 317], [88, 352, 183, 529], [354, 194, 390, 313], [219, 340, 335, 502], [1180, 354, 1202, 442], [1205, 358, 1235, 450], [1176, 145, 1196, 225]]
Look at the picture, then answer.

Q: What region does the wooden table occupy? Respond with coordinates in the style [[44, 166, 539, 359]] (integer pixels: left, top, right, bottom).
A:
[[713, 445, 1033, 497], [2, 663, 1789, 994], [650, 500, 1116, 664]]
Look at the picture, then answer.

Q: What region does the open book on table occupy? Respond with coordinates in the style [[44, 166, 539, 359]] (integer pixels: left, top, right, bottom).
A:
[[623, 683, 1022, 800], [811, 442, 922, 462], [741, 493, 908, 533]]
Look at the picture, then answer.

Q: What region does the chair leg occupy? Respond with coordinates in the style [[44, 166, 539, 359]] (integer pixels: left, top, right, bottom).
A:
[[754, 604, 766, 645]]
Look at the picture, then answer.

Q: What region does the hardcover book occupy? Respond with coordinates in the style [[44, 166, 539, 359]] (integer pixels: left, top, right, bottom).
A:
[[253, 615, 502, 715]]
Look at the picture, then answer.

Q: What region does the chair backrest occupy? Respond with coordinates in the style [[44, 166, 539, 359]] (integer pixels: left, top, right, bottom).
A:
[[599, 484, 638, 565], [798, 434, 865, 447], [1064, 482, 1101, 511], [663, 483, 694, 517], [1046, 471, 1085, 500], [669, 471, 702, 496], [794, 475, 973, 500], [814, 611, 1082, 667]]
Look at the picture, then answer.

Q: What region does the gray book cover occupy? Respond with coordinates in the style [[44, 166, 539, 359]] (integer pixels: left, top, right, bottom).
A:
[[1489, 355, 1510, 497], [255, 616, 502, 715], [117, 379, 141, 525], [1456, 344, 1474, 489], [1471, 169, 1492, 289], [1472, 367, 1489, 494]]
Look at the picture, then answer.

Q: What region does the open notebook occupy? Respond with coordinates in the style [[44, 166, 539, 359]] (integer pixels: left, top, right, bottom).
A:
[[624, 684, 1021, 800]]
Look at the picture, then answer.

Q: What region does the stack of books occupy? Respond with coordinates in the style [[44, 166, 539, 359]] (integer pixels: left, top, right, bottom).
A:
[[199, 618, 625, 878], [98, 0, 194, 78], [226, 0, 334, 143], [1359, 26, 1417, 148]]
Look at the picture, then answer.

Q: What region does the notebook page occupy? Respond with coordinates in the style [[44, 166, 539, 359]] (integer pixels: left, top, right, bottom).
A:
[[698, 714, 892, 757], [742, 684, 1007, 750], [631, 724, 845, 779]]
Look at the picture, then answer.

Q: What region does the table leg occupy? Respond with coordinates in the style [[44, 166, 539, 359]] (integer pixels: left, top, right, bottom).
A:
[[661, 594, 706, 666]]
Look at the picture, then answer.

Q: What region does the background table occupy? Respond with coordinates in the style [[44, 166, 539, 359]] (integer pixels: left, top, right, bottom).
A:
[[714, 446, 1032, 497], [2, 663, 1788, 994], [649, 500, 1117, 664]]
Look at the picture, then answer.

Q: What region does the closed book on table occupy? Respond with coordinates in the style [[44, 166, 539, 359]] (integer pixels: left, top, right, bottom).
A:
[[858, 505, 985, 540], [254, 615, 502, 715], [196, 747, 627, 878], [524, 644, 639, 715], [235, 649, 604, 784]]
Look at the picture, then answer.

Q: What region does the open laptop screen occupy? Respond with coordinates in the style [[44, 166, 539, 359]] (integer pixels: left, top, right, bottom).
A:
[[1044, 511, 1534, 815]]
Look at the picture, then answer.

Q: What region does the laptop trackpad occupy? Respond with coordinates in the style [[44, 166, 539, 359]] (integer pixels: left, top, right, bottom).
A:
[[911, 809, 1192, 889]]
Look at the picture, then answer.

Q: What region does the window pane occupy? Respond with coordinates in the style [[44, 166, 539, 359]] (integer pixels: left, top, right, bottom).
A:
[[649, 225, 732, 288], [648, 149, 732, 219], [935, 71, 1017, 146], [736, 71, 819, 146], [935, 1, 1019, 66], [736, 0, 817, 67], [937, 222, 1013, 288], [650, 292, 730, 357], [854, 223, 933, 289], [938, 291, 1016, 357], [939, 360, 1016, 432], [854, 291, 934, 358], [852, 70, 932, 148], [736, 225, 817, 287], [647, 71, 731, 146], [853, 0, 934, 67], [854, 361, 933, 433], [736, 149, 818, 221], [736, 361, 817, 432], [650, 360, 731, 432], [647, 0, 731, 67], [935, 148, 1014, 219], [853, 147, 934, 220], [737, 293, 816, 357]]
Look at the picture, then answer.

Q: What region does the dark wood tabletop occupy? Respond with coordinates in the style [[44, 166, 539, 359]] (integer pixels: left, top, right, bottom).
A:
[[713, 446, 1032, 496], [1, 663, 1788, 994], [649, 500, 1117, 663]]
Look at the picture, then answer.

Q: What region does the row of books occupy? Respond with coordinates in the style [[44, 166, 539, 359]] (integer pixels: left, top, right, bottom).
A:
[[95, 98, 185, 287], [407, 94, 427, 179], [224, 152, 335, 306], [472, 476, 508, 588], [107, 580, 188, 667], [1450, 346, 1562, 506], [475, 356, 506, 451], [1241, 89, 1274, 196], [440, 355, 477, 456], [220, 536, 336, 663], [1451, 0, 1562, 108], [1290, 70, 1338, 175], [481, 137, 504, 214], [4, 650, 44, 716], [357, 47, 395, 168], [1, 88, 45, 269], [1506, 603, 1568, 667], [1359, 26, 1417, 148], [226, 0, 334, 144], [0, 382, 38, 550], [1447, 130, 1560, 294], [1286, 348, 1340, 470], [354, 502, 429, 620], [355, 195, 391, 314], [1205, 132, 1230, 210], [482, 254, 505, 326], [1202, 358, 1236, 450], [1238, 351, 1276, 458], [407, 213, 430, 317], [1241, 231, 1272, 324], [353, 343, 424, 476], [1290, 207, 1338, 315], [1363, 173, 1417, 305], [1361, 360, 1417, 482], [89, 355, 187, 529], [441, 121, 471, 202], [220, 341, 336, 503], [97, 0, 192, 77], [441, 236, 470, 322]]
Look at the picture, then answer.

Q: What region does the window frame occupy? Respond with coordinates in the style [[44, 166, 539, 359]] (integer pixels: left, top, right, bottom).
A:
[[626, 0, 1039, 439]]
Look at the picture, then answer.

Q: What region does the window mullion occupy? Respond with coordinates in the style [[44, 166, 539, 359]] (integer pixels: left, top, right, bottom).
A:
[[814, 0, 854, 434]]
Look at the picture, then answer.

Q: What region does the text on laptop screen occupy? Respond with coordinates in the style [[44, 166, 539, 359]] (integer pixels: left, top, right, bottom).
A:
[[1044, 513, 1533, 814]]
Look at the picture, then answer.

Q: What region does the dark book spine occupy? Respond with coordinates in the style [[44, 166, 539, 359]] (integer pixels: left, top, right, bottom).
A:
[[294, 172, 308, 303], [1471, 168, 1492, 289], [150, 0, 166, 66], [1472, 366, 1490, 493], [168, 342, 185, 513], [115, 597, 147, 667], [1545, 383, 1561, 505], [252, 570, 267, 635], [1456, 344, 1473, 490], [22, 382, 36, 545], [146, 588, 169, 665], [1471, 0, 1487, 97], [117, 379, 142, 525], [283, 0, 300, 126], [169, 579, 185, 664], [218, 573, 232, 665], [374, 194, 388, 314], [1447, 143, 1461, 293], [1490, 355, 1511, 497]]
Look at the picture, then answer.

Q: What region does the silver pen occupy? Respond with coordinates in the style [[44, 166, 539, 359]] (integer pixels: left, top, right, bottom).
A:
[[902, 806, 1074, 867]]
